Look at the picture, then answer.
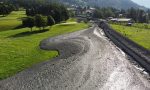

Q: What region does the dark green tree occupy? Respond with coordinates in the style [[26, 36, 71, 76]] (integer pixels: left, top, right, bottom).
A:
[[47, 15, 55, 26], [35, 14, 47, 30], [41, 17, 47, 30], [35, 14, 42, 30], [60, 5, 69, 21], [25, 3, 69, 23], [93, 9, 103, 18], [0, 3, 13, 16], [138, 9, 145, 23], [127, 8, 137, 22], [105, 9, 115, 18], [22, 16, 35, 31]]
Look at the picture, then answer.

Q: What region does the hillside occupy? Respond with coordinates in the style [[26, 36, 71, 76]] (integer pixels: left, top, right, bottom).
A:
[[0, 0, 145, 9], [59, 0, 145, 9], [87, 0, 140, 9]]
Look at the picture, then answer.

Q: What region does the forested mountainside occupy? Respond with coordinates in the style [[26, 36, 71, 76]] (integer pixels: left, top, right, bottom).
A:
[[0, 0, 145, 9]]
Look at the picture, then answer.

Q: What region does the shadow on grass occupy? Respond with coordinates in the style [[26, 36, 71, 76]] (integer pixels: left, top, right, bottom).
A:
[[13, 25, 25, 30], [8, 29, 49, 38], [0, 15, 6, 18], [0, 25, 24, 32]]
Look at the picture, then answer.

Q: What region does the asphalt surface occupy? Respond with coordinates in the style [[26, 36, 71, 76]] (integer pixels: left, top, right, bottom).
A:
[[0, 26, 150, 90]]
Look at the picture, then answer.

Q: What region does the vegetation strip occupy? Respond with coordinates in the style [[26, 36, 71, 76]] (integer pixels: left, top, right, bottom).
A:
[[111, 24, 150, 50]]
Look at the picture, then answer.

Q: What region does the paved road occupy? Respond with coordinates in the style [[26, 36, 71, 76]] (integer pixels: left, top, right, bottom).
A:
[[0, 26, 150, 90]]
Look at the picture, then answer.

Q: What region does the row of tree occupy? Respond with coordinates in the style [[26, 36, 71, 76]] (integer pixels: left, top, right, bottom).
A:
[[0, 0, 69, 24], [26, 3, 69, 23], [23, 3, 69, 31], [22, 14, 55, 31], [126, 8, 150, 23], [93, 8, 115, 19], [93, 7, 150, 23], [0, 3, 17, 16]]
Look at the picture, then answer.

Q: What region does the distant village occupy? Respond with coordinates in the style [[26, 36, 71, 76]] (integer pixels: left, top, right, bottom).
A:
[[67, 5, 95, 22], [67, 5, 150, 26]]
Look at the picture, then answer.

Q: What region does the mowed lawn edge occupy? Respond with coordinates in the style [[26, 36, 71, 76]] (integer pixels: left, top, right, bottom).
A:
[[110, 24, 150, 50], [0, 11, 88, 80]]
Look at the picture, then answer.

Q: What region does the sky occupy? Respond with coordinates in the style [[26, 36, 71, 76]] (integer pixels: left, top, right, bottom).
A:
[[131, 0, 150, 8]]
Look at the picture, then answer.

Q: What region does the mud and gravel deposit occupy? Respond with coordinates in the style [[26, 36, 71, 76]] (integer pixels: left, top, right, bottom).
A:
[[0, 26, 150, 90]]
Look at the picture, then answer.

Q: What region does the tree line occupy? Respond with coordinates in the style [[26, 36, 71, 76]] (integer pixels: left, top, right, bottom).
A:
[[0, 2, 17, 16], [0, 0, 69, 31], [22, 14, 55, 31], [26, 3, 69, 23], [0, 0, 69, 23], [93, 7, 150, 23], [22, 3, 69, 31]]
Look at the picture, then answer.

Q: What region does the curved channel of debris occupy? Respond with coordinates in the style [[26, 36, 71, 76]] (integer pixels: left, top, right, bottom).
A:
[[0, 26, 150, 90]]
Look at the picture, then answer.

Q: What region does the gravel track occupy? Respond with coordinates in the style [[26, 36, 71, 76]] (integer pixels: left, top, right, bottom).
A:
[[0, 26, 150, 90]]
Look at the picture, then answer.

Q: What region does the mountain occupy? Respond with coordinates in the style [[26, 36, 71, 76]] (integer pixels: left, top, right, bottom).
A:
[[58, 0, 145, 9]]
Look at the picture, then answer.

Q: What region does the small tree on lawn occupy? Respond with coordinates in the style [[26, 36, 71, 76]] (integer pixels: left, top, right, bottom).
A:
[[22, 16, 34, 31], [35, 14, 43, 30], [47, 15, 55, 26]]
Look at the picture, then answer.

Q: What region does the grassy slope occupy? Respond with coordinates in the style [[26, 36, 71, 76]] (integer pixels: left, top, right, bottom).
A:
[[133, 23, 150, 29], [111, 24, 150, 50], [67, 18, 77, 22], [0, 11, 88, 80], [0, 11, 26, 31]]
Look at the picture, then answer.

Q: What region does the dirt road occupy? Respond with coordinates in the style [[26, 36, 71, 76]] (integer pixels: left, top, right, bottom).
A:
[[0, 26, 150, 90]]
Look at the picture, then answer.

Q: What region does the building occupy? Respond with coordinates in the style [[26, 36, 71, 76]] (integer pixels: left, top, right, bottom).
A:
[[109, 18, 133, 26]]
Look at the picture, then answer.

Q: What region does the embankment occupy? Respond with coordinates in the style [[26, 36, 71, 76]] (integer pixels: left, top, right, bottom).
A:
[[98, 21, 150, 73]]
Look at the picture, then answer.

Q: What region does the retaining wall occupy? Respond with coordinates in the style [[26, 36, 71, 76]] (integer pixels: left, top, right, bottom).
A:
[[98, 21, 150, 73]]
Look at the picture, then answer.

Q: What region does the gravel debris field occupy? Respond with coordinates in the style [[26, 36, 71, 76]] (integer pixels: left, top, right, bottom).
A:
[[0, 26, 150, 90]]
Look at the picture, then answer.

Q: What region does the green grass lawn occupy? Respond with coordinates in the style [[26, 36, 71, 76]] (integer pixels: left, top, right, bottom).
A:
[[0, 11, 26, 31], [111, 24, 150, 50], [67, 18, 77, 22], [132, 23, 150, 29], [0, 11, 88, 80]]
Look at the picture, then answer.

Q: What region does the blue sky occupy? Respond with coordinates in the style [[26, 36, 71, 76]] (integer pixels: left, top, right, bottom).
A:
[[131, 0, 150, 8]]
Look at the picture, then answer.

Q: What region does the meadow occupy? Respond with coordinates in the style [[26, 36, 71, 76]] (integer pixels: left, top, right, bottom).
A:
[[111, 24, 150, 50], [0, 11, 88, 79], [132, 23, 150, 29]]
